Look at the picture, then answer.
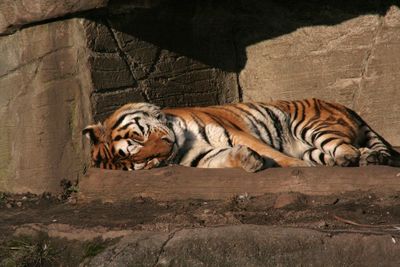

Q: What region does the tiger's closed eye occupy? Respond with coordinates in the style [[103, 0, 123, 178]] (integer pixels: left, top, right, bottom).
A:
[[161, 136, 173, 144]]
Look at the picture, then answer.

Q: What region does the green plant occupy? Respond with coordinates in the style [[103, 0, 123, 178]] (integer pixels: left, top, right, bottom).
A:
[[83, 241, 106, 258], [60, 179, 79, 200], [0, 236, 58, 267]]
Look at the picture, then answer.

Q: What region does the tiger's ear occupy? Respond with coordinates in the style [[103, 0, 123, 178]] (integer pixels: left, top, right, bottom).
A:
[[82, 123, 104, 144]]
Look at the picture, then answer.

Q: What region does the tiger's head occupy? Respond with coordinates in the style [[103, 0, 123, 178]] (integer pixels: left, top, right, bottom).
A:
[[83, 103, 176, 170]]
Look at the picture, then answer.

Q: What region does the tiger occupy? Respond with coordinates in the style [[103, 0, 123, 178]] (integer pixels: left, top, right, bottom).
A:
[[82, 98, 400, 172]]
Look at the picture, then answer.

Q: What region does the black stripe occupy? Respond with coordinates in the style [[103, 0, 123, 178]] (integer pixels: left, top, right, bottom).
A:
[[320, 137, 337, 149], [202, 148, 229, 163], [311, 130, 348, 144], [111, 111, 144, 130], [191, 113, 210, 145], [190, 150, 213, 167], [300, 126, 311, 140], [293, 101, 306, 137], [305, 149, 318, 164], [203, 109, 241, 131], [302, 101, 322, 141], [223, 128, 233, 147], [104, 145, 112, 159], [119, 122, 134, 130], [95, 153, 103, 167], [241, 103, 274, 145], [230, 106, 262, 137], [290, 101, 299, 133], [332, 141, 344, 156], [263, 106, 283, 151], [321, 102, 357, 137], [302, 149, 311, 160], [319, 152, 326, 164], [368, 140, 384, 148], [134, 117, 145, 134]]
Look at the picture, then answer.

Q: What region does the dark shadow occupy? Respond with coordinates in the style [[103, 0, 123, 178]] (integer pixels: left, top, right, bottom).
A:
[[103, 0, 398, 73]]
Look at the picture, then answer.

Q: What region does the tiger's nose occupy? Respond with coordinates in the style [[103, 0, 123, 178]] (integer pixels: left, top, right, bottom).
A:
[[118, 149, 126, 157]]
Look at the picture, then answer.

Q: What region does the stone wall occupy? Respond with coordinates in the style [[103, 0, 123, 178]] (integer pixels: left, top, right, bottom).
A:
[[0, 19, 93, 192], [0, 0, 399, 193], [239, 2, 400, 146], [84, 3, 239, 122]]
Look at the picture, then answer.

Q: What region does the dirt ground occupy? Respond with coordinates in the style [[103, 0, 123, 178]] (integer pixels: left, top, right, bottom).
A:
[[1, 188, 400, 266]]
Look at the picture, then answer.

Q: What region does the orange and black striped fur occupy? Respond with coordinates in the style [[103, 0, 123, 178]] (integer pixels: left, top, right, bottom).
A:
[[83, 98, 400, 172]]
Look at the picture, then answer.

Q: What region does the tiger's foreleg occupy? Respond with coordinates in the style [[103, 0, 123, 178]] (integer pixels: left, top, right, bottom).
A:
[[195, 145, 265, 172], [227, 129, 312, 167]]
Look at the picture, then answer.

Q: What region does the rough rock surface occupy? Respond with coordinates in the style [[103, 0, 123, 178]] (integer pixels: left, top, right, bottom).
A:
[[0, 0, 108, 35], [0, 19, 92, 192], [84, 3, 239, 122], [239, 4, 400, 145], [88, 225, 400, 266]]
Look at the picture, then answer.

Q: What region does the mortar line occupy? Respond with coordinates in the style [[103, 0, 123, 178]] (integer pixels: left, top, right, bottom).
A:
[[104, 19, 148, 101]]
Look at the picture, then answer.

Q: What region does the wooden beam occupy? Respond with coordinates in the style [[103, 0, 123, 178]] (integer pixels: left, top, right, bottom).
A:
[[78, 165, 400, 202]]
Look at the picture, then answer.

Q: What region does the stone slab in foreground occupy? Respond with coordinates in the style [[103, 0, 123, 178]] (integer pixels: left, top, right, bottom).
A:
[[79, 166, 400, 202], [87, 225, 400, 266]]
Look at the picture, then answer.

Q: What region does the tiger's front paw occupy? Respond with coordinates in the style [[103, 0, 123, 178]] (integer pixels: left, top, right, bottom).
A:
[[233, 145, 265, 172], [358, 147, 384, 166], [334, 145, 360, 167]]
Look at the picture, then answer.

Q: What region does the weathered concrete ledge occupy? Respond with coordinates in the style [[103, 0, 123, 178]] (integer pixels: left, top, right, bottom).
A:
[[79, 166, 400, 202]]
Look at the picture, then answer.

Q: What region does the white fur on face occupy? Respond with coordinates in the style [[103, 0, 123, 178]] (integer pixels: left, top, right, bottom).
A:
[[113, 139, 143, 157]]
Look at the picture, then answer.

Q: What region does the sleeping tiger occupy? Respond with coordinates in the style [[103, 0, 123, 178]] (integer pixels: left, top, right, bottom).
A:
[[83, 98, 400, 172]]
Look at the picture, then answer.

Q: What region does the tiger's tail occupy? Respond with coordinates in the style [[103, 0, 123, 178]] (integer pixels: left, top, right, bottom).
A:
[[346, 108, 400, 167]]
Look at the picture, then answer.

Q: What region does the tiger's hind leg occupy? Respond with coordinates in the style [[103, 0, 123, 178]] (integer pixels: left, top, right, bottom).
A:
[[194, 145, 265, 172], [303, 134, 361, 167], [301, 148, 336, 166]]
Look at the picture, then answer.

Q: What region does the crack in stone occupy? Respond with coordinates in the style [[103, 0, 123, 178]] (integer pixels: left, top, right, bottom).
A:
[[153, 228, 182, 267], [0, 45, 73, 79], [352, 17, 384, 110], [104, 19, 144, 98], [137, 48, 163, 102], [138, 47, 163, 101], [232, 32, 243, 102], [141, 48, 162, 81], [236, 72, 243, 102]]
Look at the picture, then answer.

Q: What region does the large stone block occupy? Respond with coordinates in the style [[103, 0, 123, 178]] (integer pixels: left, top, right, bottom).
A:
[[0, 0, 108, 35], [239, 5, 400, 145], [83, 2, 240, 122], [0, 19, 92, 192]]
